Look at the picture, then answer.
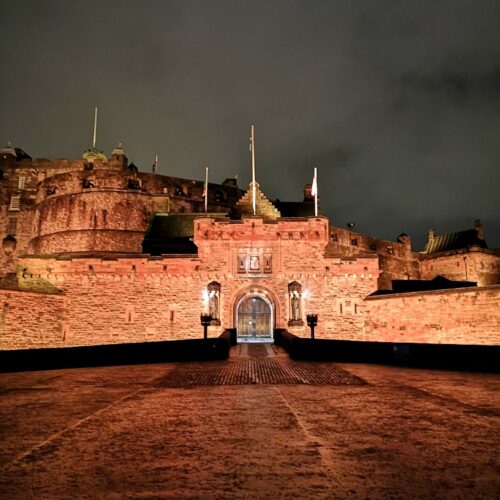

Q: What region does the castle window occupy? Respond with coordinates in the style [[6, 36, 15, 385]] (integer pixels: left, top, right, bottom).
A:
[[125, 306, 134, 323], [46, 186, 56, 196], [9, 196, 20, 211], [351, 238, 358, 246], [82, 179, 94, 188], [215, 190, 224, 202], [369, 243, 376, 251], [330, 232, 338, 241], [18, 177, 26, 189], [7, 217, 17, 235]]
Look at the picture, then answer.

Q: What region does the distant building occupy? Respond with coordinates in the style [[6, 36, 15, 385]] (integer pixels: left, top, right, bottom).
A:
[[0, 141, 498, 349]]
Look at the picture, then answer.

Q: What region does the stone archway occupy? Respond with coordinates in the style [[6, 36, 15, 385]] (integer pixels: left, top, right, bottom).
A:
[[235, 293, 273, 343]]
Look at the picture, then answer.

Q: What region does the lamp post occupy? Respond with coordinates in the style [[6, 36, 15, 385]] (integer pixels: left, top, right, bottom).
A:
[[200, 313, 212, 339], [306, 314, 318, 339]]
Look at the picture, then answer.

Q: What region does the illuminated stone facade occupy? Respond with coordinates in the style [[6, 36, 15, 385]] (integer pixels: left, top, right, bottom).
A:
[[0, 145, 499, 349]]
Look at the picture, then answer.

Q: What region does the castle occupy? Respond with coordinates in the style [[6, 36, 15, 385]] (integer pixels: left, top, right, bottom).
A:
[[0, 137, 499, 350]]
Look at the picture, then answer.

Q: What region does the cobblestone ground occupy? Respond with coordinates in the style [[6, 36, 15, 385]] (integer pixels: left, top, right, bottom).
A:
[[0, 344, 499, 499]]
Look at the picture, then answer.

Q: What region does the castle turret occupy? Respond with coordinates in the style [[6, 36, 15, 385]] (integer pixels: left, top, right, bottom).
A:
[[111, 142, 128, 169]]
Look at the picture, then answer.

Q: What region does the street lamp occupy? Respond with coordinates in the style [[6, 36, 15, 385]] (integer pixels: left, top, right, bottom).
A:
[[306, 313, 318, 339], [200, 313, 212, 339]]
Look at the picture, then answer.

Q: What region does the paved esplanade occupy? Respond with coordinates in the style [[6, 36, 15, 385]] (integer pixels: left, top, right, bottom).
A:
[[0, 345, 498, 499]]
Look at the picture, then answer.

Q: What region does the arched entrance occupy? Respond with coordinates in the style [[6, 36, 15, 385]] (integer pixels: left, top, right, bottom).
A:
[[236, 294, 273, 343]]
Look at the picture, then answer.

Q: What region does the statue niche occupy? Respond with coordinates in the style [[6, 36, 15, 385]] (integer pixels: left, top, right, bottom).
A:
[[207, 281, 221, 325], [288, 281, 304, 326]]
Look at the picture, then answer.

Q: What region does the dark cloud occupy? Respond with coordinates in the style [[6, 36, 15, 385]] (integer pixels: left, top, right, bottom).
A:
[[0, 0, 499, 249], [397, 65, 500, 102]]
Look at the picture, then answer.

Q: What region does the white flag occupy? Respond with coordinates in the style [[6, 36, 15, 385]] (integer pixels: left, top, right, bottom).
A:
[[311, 168, 318, 196]]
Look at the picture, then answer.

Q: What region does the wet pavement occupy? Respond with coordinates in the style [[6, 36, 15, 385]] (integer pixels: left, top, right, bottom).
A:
[[0, 344, 499, 499]]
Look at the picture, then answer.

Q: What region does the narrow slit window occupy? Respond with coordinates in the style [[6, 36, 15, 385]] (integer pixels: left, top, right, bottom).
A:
[[9, 196, 20, 211]]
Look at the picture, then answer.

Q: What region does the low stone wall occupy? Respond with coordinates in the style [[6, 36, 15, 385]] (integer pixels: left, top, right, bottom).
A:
[[275, 330, 499, 371], [364, 285, 500, 345], [0, 334, 231, 372]]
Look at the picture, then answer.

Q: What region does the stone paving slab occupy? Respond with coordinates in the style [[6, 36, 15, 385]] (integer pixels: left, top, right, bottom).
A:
[[157, 360, 366, 387]]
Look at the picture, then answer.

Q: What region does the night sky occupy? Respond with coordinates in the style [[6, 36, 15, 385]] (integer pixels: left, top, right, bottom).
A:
[[1, 0, 499, 249]]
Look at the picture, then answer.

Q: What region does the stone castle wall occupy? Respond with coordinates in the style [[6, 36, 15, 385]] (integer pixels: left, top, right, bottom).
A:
[[2, 256, 497, 349], [0, 288, 66, 349], [326, 227, 421, 288], [1, 155, 499, 351], [420, 250, 500, 286], [364, 286, 500, 345], [0, 216, 381, 349], [1, 252, 498, 349], [31, 190, 154, 254], [0, 157, 243, 269]]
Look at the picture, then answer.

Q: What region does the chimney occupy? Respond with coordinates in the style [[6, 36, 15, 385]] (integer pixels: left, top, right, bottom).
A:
[[397, 233, 412, 251], [303, 183, 313, 201], [474, 220, 484, 240]]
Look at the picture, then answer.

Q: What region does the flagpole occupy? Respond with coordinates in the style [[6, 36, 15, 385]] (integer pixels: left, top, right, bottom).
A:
[[314, 167, 318, 216], [152, 154, 158, 174], [92, 107, 98, 149], [250, 124, 256, 215], [311, 167, 318, 217], [204, 166, 208, 213]]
